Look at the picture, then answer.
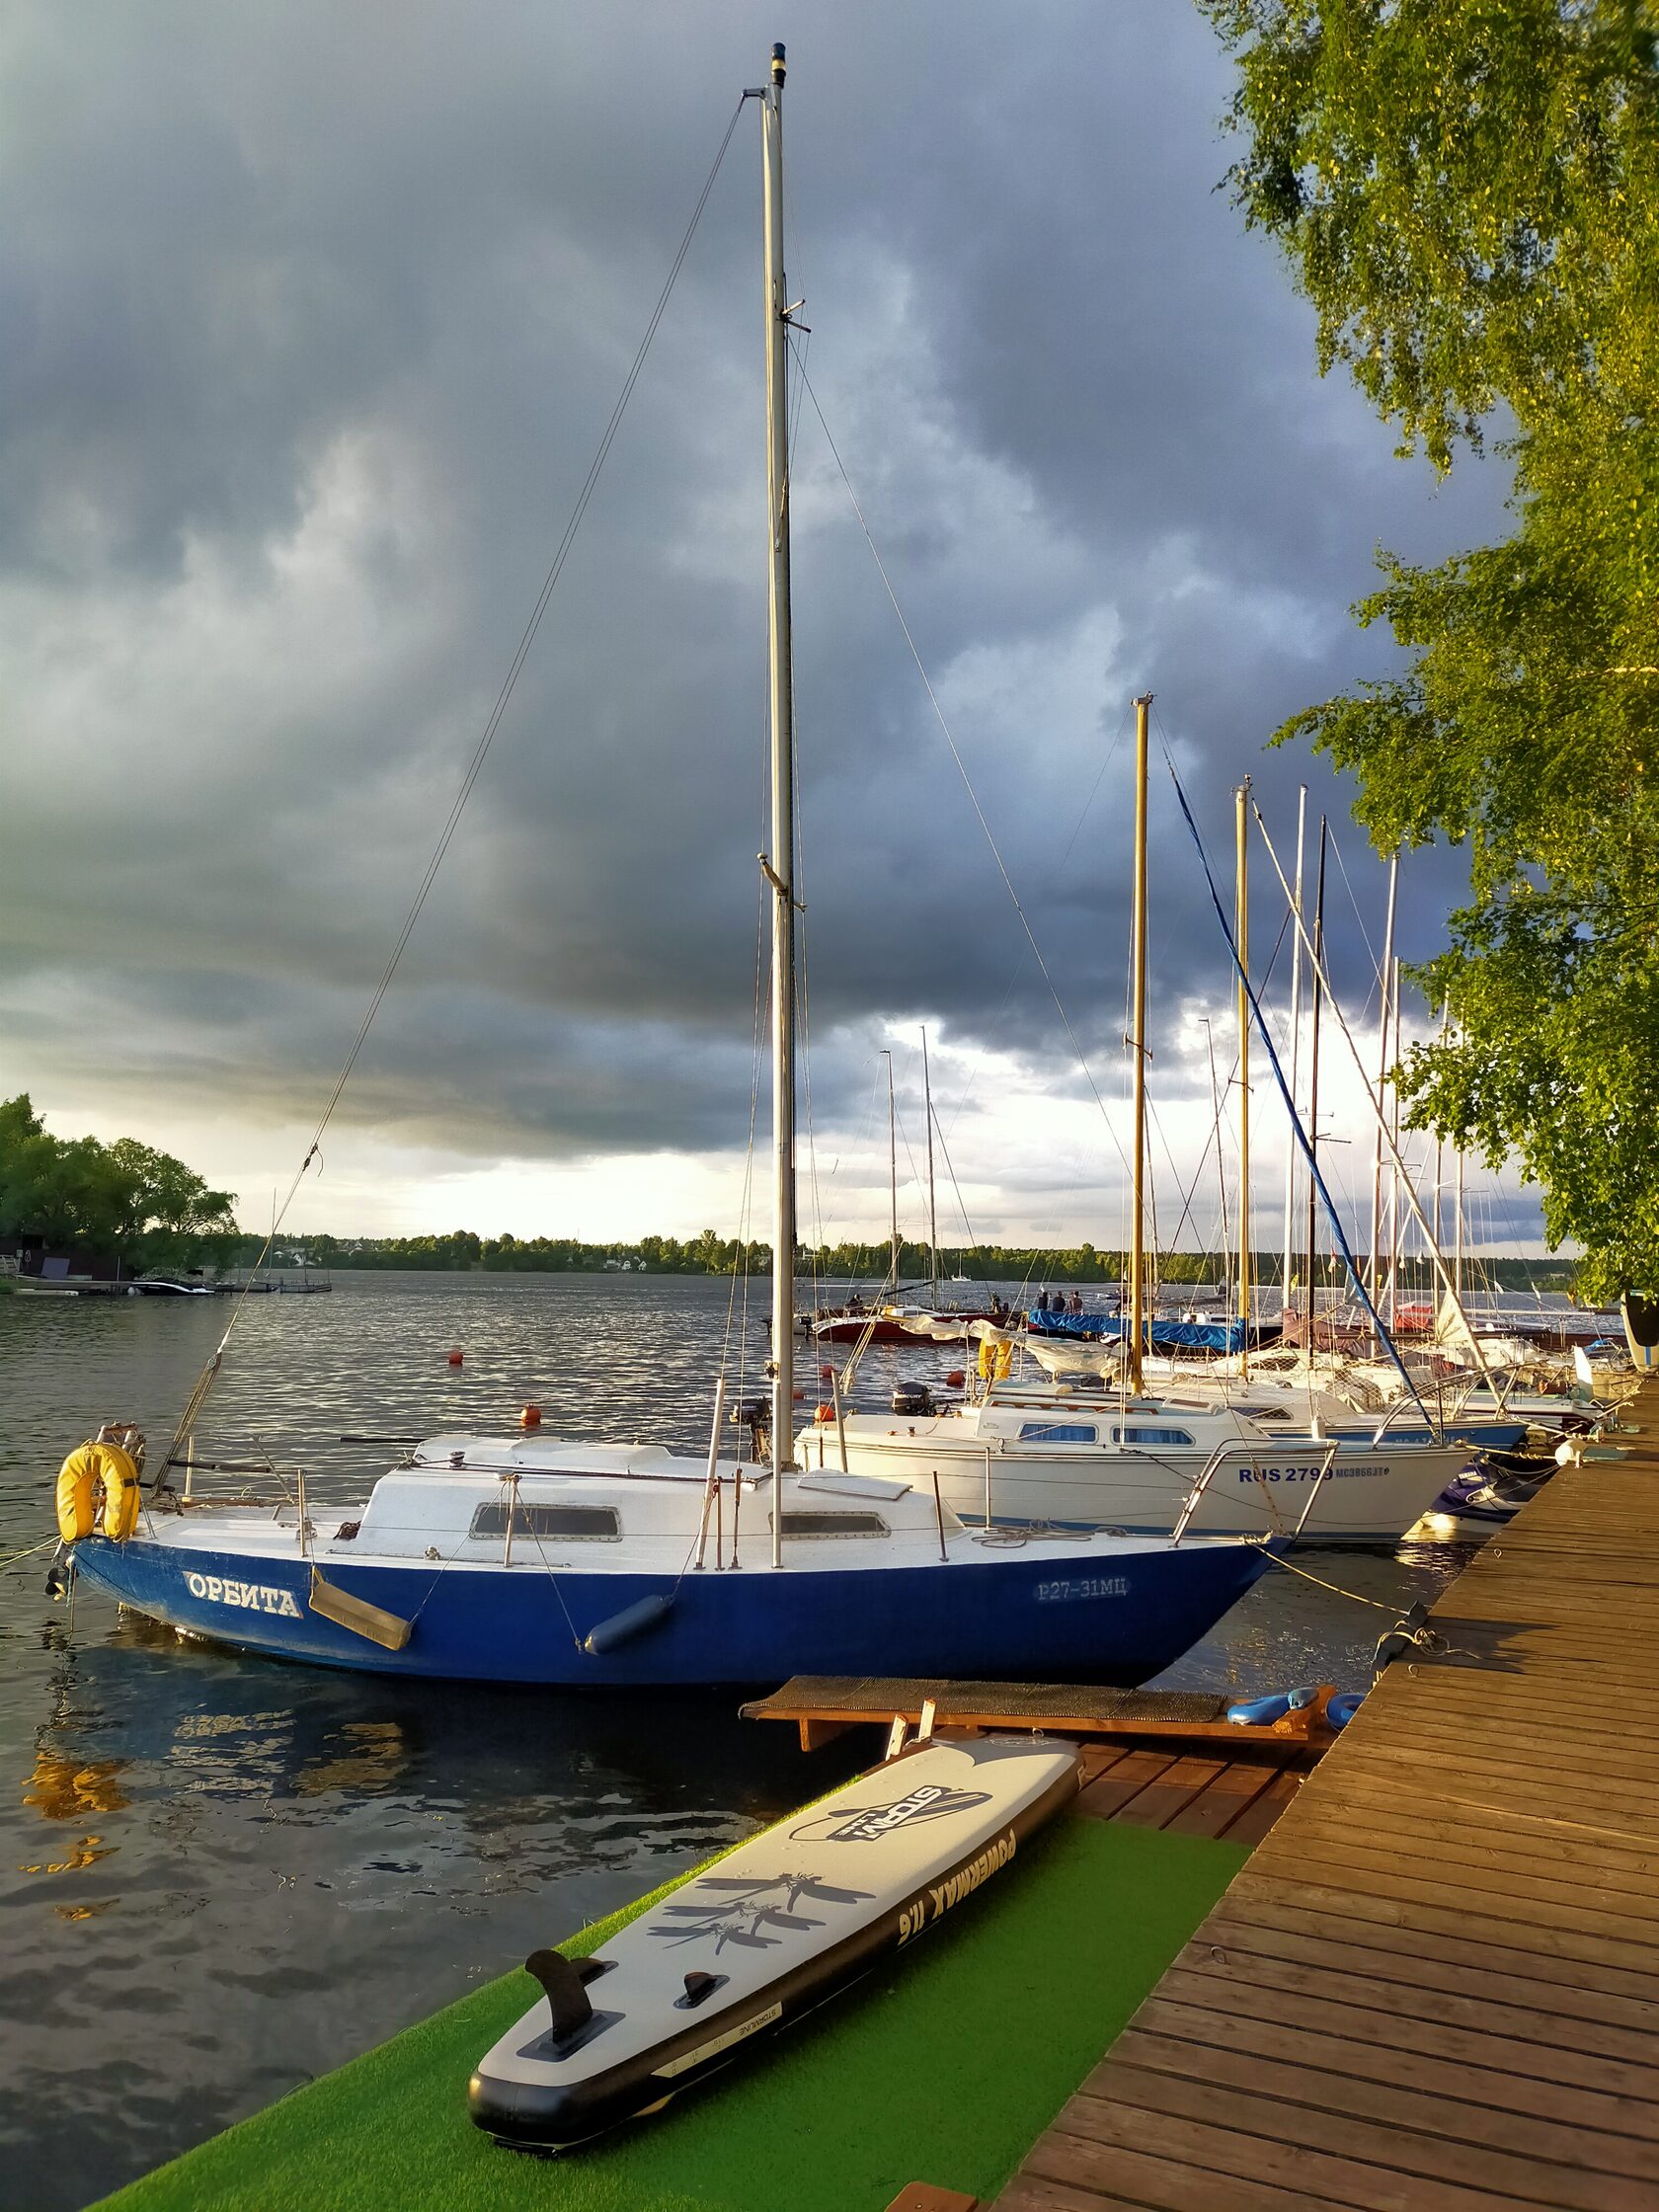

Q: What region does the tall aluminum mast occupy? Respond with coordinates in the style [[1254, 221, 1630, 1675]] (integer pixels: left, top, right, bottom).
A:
[[761, 40, 796, 1560], [1126, 693, 1152, 1395]]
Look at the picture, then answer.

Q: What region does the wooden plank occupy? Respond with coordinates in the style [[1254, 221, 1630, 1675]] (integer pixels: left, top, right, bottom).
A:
[[1193, 1907, 1659, 2035], [1112, 2026, 1659, 2188], [1073, 1749, 1177, 1820], [1215, 1766, 1302, 1847], [1224, 1865, 1657, 1981], [1091, 2064, 1654, 2211], [1345, 1707, 1659, 1783], [1128, 1995, 1659, 2143], [1235, 1846, 1659, 1964], [1169, 1936, 1659, 2066], [1146, 1970, 1659, 2125], [1001, 2147, 1342, 2211], [1278, 1798, 1659, 1903], [1108, 1756, 1227, 1832], [1160, 1759, 1278, 1840], [1251, 1824, 1659, 1934], [1046, 2094, 1531, 2212]]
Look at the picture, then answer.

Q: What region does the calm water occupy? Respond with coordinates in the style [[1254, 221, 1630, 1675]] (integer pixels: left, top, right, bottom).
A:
[[0, 1273, 1468, 2209]]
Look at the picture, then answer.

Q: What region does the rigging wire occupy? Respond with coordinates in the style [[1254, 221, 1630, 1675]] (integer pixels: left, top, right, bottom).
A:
[[1160, 746, 1433, 1426], [159, 95, 750, 1477], [789, 347, 1132, 1182]]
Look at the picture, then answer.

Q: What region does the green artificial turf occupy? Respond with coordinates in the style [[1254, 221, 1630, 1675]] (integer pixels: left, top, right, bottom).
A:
[[92, 1815, 1245, 2212]]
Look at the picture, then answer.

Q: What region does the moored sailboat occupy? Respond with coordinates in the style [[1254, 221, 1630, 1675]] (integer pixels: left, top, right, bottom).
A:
[[52, 45, 1271, 1688]]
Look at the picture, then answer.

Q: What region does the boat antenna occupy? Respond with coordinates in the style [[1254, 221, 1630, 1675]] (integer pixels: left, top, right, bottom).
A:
[[760, 39, 798, 1559]]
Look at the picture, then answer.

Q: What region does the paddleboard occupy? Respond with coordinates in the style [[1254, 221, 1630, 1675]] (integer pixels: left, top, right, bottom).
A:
[[468, 1732, 1080, 2148]]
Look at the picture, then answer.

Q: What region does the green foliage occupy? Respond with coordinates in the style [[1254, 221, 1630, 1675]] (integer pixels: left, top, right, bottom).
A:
[[1203, 1, 1659, 1296], [1203, 0, 1659, 469], [0, 1094, 238, 1274]]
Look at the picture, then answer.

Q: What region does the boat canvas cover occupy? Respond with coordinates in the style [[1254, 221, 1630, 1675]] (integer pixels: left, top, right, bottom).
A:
[[469, 1734, 1078, 2145], [1029, 1310, 1250, 1354]]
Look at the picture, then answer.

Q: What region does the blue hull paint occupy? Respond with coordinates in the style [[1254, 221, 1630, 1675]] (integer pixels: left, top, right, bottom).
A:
[[66, 1536, 1271, 1689]]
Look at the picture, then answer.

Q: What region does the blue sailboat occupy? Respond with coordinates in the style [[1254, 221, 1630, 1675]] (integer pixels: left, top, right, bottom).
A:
[[56, 46, 1272, 1687]]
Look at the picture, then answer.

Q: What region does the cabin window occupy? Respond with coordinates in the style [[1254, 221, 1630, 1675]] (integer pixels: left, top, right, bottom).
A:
[[771, 1510, 890, 1539], [1017, 1422, 1098, 1444], [468, 1503, 621, 1541], [1112, 1426, 1195, 1448]]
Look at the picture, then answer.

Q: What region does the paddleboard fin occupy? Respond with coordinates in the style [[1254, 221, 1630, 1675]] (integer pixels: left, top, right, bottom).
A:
[[675, 1971, 728, 2010], [524, 1948, 593, 2044]]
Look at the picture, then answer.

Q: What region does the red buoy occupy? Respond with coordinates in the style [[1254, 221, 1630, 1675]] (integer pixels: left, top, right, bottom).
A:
[[819, 1363, 833, 1381], [519, 1404, 542, 1429], [946, 1369, 966, 1388], [447, 1349, 464, 1367], [814, 1402, 835, 1423]]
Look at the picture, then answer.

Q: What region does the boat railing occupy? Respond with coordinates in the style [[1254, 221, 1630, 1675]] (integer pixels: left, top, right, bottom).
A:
[[1171, 1438, 1340, 1545]]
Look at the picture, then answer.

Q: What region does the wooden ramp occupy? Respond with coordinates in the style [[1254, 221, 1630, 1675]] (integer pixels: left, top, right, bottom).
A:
[[992, 1399, 1659, 2212]]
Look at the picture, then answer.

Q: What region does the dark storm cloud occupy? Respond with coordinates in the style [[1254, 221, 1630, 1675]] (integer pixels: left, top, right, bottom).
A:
[[0, 2, 1522, 1215]]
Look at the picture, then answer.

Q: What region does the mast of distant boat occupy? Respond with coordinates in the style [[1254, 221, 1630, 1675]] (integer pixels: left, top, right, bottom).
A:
[[921, 1027, 939, 1304], [1235, 776, 1251, 1374], [1304, 816, 1328, 1340], [1281, 786, 1306, 1323], [761, 40, 796, 1559], [1127, 693, 1152, 1395], [1368, 854, 1398, 1351], [883, 1047, 900, 1294]]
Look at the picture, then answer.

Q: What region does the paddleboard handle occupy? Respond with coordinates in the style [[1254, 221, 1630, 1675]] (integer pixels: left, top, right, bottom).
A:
[[524, 1949, 594, 2044]]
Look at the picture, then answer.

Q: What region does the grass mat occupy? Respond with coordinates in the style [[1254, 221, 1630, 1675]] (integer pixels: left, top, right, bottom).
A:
[[93, 1815, 1244, 2212]]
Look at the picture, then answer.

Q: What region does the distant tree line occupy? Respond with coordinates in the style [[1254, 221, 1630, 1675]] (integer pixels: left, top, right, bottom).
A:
[[238, 1225, 1580, 1293], [0, 1095, 239, 1276]]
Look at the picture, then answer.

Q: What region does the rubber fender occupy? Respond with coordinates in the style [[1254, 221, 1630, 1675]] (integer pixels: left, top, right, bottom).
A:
[[1226, 1691, 1292, 1727], [1327, 1693, 1364, 1730], [583, 1593, 674, 1656]]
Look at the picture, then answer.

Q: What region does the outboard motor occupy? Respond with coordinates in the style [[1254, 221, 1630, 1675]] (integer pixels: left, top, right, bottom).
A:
[[730, 1395, 770, 1462], [891, 1382, 934, 1418]]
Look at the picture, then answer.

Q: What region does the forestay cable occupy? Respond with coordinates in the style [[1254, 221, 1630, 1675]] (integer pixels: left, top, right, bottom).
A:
[[158, 97, 750, 1482]]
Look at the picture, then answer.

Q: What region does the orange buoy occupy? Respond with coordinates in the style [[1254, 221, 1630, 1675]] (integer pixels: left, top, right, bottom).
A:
[[946, 1369, 966, 1387], [819, 1364, 833, 1381], [814, 1402, 835, 1423], [519, 1404, 542, 1429], [447, 1349, 464, 1367], [792, 1388, 805, 1402]]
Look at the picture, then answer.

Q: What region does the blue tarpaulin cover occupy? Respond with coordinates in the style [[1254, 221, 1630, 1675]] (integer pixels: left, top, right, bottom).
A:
[[1027, 1310, 1253, 1354]]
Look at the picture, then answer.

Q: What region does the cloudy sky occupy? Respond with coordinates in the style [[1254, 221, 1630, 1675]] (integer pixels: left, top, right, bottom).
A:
[[0, 3, 1546, 1259]]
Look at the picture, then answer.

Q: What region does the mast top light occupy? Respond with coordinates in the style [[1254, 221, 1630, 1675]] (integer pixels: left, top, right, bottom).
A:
[[771, 42, 786, 84]]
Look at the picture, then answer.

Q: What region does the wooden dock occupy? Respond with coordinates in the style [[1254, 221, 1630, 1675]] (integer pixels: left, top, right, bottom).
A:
[[990, 1397, 1659, 2212], [743, 1676, 1332, 1844]]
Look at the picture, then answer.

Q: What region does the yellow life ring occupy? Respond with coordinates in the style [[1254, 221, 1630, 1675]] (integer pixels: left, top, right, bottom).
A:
[[993, 1339, 1015, 1381], [54, 1442, 141, 1543], [100, 1445, 141, 1540]]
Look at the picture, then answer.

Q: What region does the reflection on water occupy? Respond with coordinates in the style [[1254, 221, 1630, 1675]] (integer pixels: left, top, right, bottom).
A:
[[0, 1273, 1470, 2209]]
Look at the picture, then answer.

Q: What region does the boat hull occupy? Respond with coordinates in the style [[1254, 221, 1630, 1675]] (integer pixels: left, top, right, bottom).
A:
[[800, 1430, 1469, 1543], [65, 1530, 1272, 1688]]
